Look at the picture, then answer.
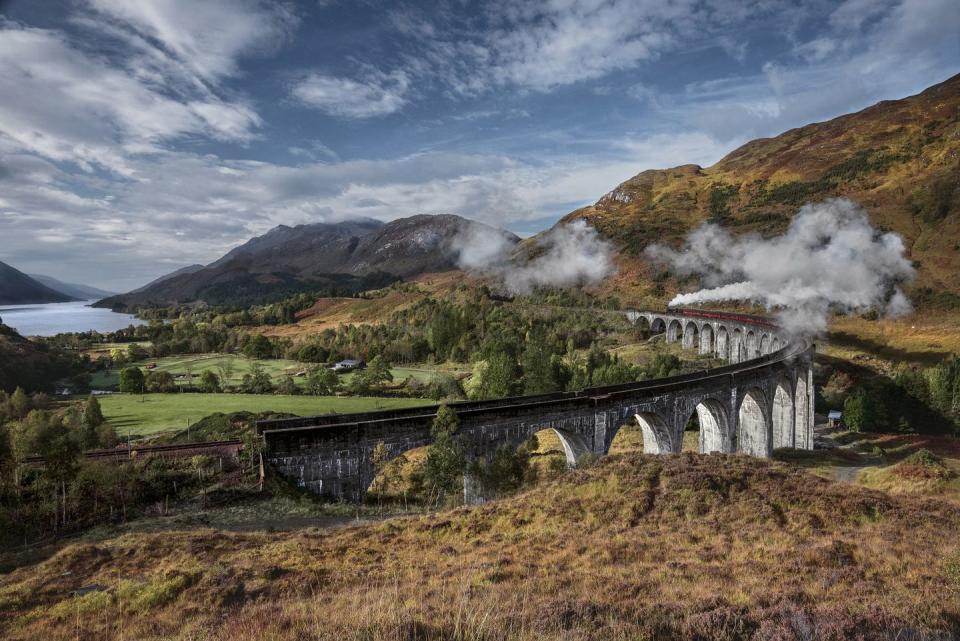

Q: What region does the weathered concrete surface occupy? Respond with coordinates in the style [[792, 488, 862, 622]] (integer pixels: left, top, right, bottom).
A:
[[259, 310, 814, 502]]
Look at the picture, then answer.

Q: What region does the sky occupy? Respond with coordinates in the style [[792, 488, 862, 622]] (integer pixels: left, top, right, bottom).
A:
[[0, 0, 957, 291]]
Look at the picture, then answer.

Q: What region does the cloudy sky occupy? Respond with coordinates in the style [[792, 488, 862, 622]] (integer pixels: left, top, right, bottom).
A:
[[0, 0, 957, 291]]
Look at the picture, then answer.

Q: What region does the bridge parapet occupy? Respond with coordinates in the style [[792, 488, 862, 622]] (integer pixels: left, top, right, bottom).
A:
[[260, 310, 812, 502]]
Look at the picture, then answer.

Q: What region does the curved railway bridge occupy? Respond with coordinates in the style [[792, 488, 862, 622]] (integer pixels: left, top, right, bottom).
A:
[[257, 309, 814, 502]]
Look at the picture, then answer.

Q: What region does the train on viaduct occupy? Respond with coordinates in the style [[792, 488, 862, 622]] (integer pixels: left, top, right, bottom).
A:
[[256, 309, 814, 502]]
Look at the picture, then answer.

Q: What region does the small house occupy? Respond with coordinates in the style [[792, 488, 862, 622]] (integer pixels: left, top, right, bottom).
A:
[[828, 410, 843, 428], [332, 359, 366, 372]]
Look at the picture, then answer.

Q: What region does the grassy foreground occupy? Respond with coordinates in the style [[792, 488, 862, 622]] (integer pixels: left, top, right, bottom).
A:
[[99, 393, 433, 436], [3, 453, 960, 640]]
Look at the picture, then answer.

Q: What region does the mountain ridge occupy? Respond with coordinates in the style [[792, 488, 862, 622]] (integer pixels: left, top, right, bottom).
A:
[[554, 72, 960, 303], [28, 274, 114, 300], [0, 261, 78, 305], [100, 215, 519, 309]]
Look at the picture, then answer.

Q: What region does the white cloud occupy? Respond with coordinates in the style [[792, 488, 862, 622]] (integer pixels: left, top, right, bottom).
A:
[[292, 71, 410, 118], [83, 0, 296, 84], [0, 24, 263, 175]]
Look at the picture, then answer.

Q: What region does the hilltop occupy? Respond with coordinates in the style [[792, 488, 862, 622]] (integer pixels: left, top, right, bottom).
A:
[[556, 73, 960, 304], [100, 215, 518, 309], [2, 453, 960, 640], [0, 261, 78, 305]]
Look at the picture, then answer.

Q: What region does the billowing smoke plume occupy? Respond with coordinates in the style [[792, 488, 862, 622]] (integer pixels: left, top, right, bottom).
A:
[[645, 198, 915, 336], [451, 220, 616, 294]]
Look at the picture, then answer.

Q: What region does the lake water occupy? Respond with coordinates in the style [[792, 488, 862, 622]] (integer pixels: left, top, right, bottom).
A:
[[0, 300, 145, 336]]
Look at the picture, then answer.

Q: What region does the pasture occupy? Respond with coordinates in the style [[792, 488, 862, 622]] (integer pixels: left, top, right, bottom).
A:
[[99, 393, 433, 437], [90, 353, 467, 390]]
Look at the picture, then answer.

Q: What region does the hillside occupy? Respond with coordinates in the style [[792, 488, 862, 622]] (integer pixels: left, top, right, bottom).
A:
[[0, 261, 77, 305], [557, 72, 960, 304], [128, 264, 205, 294], [3, 453, 960, 639], [0, 323, 74, 392], [100, 215, 518, 309], [28, 274, 114, 300]]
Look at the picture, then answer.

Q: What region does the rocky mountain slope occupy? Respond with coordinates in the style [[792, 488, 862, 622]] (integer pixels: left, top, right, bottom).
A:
[[557, 72, 960, 304], [0, 261, 78, 305], [100, 215, 518, 309]]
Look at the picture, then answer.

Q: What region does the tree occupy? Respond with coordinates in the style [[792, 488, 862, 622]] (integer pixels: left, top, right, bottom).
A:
[[348, 356, 393, 395], [34, 413, 81, 530], [80, 395, 106, 447], [10, 387, 30, 419], [465, 354, 517, 400], [110, 347, 127, 366], [522, 324, 559, 395], [199, 370, 222, 393], [218, 360, 236, 391], [277, 375, 299, 395], [145, 370, 176, 393], [844, 391, 881, 432], [243, 334, 274, 360], [423, 405, 465, 500], [83, 395, 104, 429], [126, 343, 149, 362], [306, 367, 339, 396], [240, 363, 274, 394], [119, 367, 145, 393]]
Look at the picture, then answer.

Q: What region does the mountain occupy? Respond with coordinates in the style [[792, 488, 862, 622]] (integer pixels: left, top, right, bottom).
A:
[[0, 261, 78, 305], [28, 274, 114, 300], [555, 72, 960, 303], [128, 264, 205, 294], [99, 215, 519, 309]]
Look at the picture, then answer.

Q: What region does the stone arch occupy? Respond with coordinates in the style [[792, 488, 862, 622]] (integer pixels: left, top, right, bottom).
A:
[[730, 329, 744, 363], [685, 398, 728, 453], [666, 319, 683, 343], [794, 371, 811, 449], [716, 326, 729, 360], [682, 321, 699, 350], [699, 323, 715, 355], [771, 378, 794, 449], [771, 336, 782, 352], [650, 317, 666, 335], [737, 387, 769, 457], [635, 316, 651, 336], [745, 331, 758, 359], [633, 412, 673, 454], [759, 333, 770, 355], [550, 428, 592, 467]]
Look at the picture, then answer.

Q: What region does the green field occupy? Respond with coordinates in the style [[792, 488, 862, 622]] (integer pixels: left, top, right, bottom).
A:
[[90, 353, 467, 390], [99, 393, 434, 436]]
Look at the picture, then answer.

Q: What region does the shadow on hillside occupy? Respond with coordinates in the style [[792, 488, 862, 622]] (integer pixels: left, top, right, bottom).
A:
[[825, 331, 950, 366]]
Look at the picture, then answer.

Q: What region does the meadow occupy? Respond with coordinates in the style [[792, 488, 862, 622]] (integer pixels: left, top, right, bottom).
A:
[[99, 393, 433, 437], [90, 352, 468, 390]]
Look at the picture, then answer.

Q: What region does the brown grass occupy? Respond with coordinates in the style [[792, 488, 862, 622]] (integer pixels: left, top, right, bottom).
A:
[[4, 453, 960, 640]]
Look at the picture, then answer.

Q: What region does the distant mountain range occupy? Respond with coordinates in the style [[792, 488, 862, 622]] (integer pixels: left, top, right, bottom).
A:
[[552, 72, 960, 302], [99, 214, 519, 309], [28, 274, 115, 300], [0, 261, 79, 305]]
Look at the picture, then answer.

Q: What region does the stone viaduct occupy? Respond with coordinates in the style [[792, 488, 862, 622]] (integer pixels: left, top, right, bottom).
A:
[[257, 309, 814, 502]]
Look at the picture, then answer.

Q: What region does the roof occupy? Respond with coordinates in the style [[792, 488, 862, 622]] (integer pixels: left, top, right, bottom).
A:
[[828, 410, 842, 419]]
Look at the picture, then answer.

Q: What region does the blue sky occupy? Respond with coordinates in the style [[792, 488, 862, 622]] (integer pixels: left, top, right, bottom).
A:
[[0, 0, 957, 290]]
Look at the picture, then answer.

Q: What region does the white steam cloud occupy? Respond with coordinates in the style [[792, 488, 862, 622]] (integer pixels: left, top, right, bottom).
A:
[[645, 198, 915, 336], [452, 220, 616, 294]]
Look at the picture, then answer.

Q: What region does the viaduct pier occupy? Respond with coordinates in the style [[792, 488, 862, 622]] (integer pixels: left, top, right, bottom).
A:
[[257, 309, 814, 502]]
